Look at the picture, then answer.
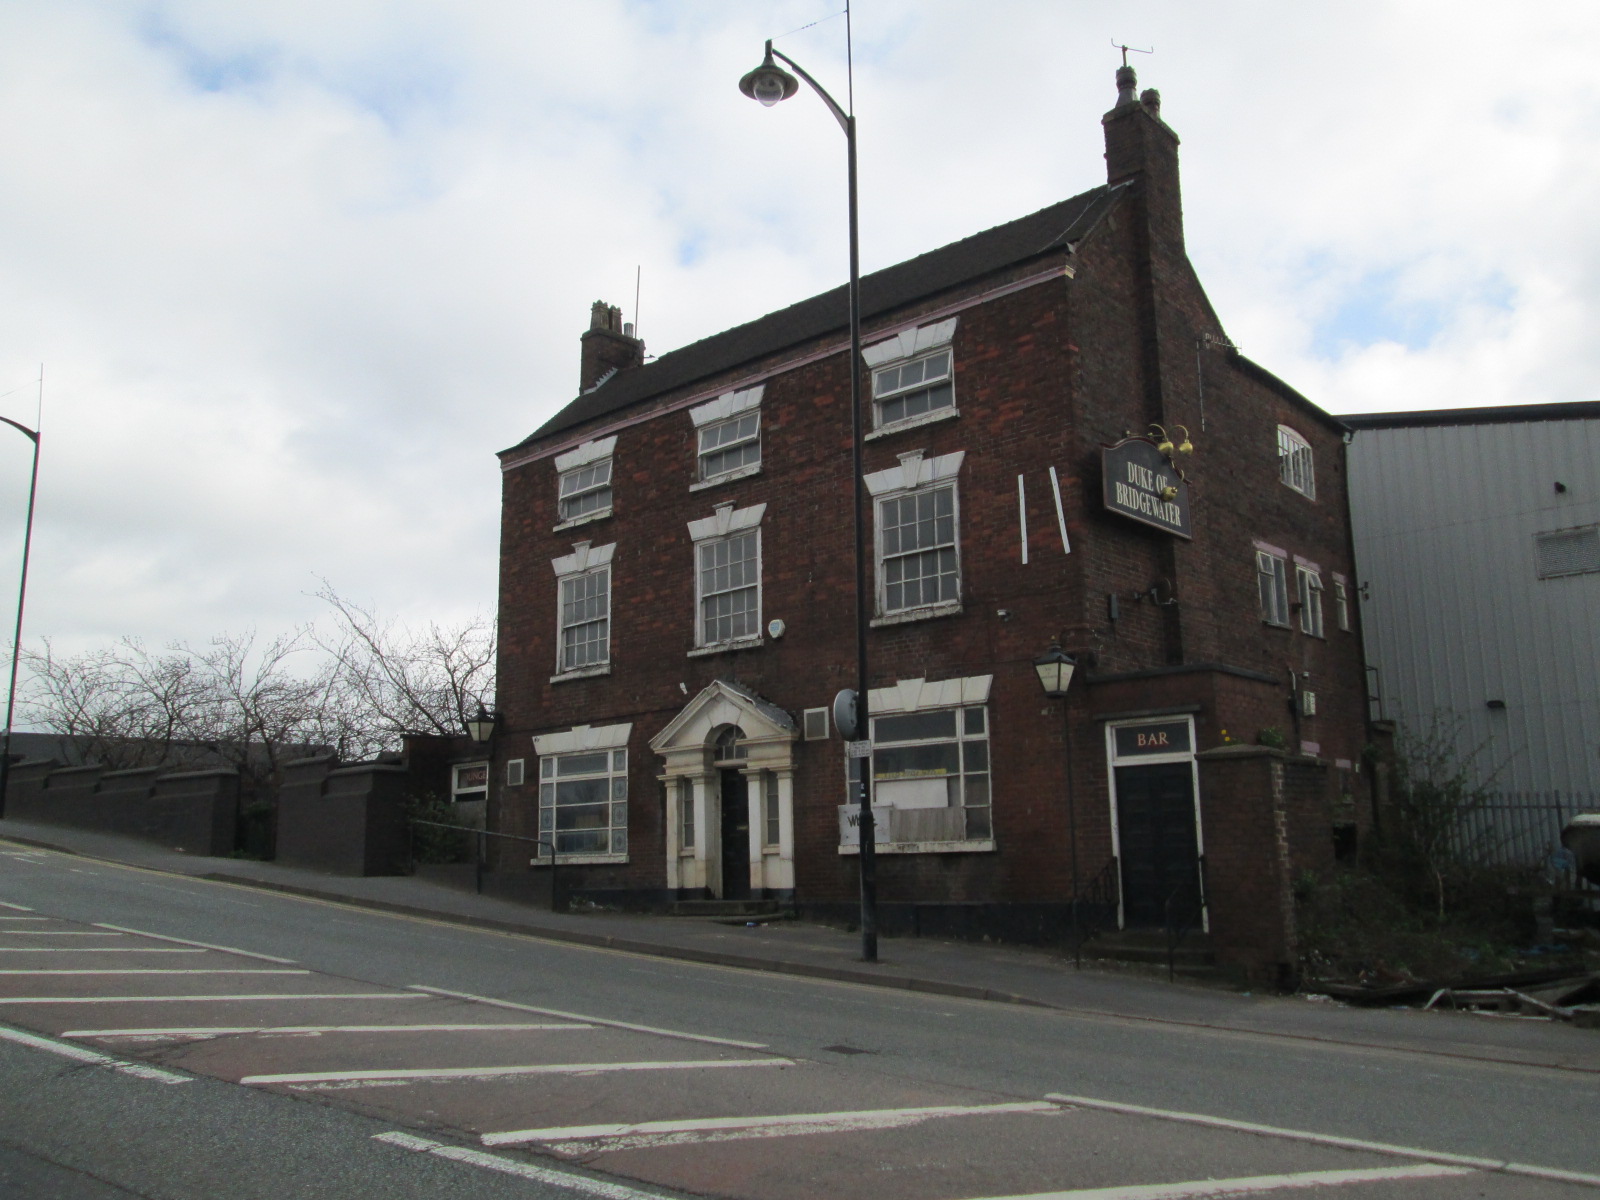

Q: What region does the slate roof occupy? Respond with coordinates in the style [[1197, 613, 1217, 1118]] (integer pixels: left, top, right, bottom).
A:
[[507, 182, 1125, 454]]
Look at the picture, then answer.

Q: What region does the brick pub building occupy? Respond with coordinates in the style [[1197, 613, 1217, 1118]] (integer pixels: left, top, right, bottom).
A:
[[492, 68, 1374, 983]]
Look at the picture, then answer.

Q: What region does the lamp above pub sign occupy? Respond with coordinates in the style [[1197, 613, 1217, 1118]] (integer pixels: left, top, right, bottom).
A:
[[1101, 435, 1192, 539]]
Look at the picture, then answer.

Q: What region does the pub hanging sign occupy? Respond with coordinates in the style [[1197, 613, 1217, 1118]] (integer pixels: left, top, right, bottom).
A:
[[1101, 436, 1192, 539]]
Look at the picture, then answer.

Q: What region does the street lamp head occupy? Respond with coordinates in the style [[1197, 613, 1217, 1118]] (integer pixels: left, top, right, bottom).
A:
[[465, 703, 496, 744], [739, 41, 799, 107], [1034, 642, 1077, 699]]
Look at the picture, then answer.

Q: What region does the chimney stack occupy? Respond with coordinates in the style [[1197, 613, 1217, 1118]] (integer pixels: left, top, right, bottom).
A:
[[580, 300, 645, 392], [1102, 66, 1185, 253]]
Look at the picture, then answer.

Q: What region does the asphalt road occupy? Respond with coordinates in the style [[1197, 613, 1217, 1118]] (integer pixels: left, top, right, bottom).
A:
[[1, 842, 1597, 1200]]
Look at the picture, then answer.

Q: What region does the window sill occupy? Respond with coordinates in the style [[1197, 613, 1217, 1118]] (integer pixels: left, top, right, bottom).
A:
[[1279, 483, 1316, 502], [839, 838, 994, 856], [690, 464, 762, 492], [688, 635, 763, 658], [553, 509, 613, 533], [871, 601, 963, 628], [550, 665, 611, 683], [865, 407, 959, 441], [1261, 619, 1292, 630], [531, 852, 629, 866]]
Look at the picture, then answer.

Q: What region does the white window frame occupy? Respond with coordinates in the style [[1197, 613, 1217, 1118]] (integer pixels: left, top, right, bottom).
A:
[[1277, 425, 1315, 499], [865, 450, 965, 625], [1296, 562, 1325, 637], [1256, 547, 1291, 627], [687, 503, 766, 654], [551, 541, 614, 681], [506, 759, 525, 787], [1331, 574, 1351, 632], [689, 386, 764, 489], [537, 747, 628, 859], [862, 318, 959, 436], [553, 436, 617, 529], [451, 762, 488, 805], [839, 674, 994, 855], [532, 723, 632, 864]]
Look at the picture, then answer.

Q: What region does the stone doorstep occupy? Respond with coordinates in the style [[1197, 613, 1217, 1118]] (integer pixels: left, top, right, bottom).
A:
[[1086, 928, 1217, 972]]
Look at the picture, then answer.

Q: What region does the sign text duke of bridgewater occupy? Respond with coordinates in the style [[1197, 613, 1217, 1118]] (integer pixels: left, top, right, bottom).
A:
[[1114, 460, 1183, 527], [1101, 437, 1193, 538]]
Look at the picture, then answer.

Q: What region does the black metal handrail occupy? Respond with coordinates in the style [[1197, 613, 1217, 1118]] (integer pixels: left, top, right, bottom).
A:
[[1163, 854, 1207, 981], [1071, 856, 1120, 967], [407, 819, 560, 912]]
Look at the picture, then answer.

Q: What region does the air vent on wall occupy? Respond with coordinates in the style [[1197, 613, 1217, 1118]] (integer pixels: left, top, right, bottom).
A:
[[1536, 525, 1600, 579], [803, 707, 830, 740]]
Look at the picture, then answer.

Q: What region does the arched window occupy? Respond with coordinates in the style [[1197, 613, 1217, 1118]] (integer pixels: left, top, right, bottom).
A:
[[713, 726, 747, 764]]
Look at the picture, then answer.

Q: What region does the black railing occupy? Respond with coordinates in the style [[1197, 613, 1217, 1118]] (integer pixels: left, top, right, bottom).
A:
[[1163, 854, 1207, 981], [1071, 856, 1120, 967], [407, 819, 561, 912]]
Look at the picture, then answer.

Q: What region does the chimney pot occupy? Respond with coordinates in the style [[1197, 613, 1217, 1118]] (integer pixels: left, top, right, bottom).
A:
[[1114, 64, 1138, 108], [1140, 88, 1161, 117]]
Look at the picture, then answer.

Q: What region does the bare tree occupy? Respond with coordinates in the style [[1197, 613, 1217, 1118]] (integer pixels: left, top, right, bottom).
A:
[[16, 591, 495, 780], [18, 631, 353, 791], [312, 583, 495, 749]]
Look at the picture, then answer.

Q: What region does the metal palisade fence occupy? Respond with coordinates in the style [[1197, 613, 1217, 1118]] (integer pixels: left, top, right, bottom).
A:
[[1450, 792, 1600, 887]]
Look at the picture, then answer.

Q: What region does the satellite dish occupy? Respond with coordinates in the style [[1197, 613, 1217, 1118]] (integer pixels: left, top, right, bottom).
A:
[[832, 688, 860, 741]]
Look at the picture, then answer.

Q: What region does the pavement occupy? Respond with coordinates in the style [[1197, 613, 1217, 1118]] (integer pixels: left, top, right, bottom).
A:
[[3, 815, 1597, 1076]]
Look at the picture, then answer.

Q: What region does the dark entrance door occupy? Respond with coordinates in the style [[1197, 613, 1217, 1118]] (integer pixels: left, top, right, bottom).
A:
[[719, 769, 750, 900], [1115, 761, 1199, 927]]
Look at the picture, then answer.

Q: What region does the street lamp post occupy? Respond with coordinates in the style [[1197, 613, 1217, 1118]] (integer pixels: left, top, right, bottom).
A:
[[740, 34, 879, 962], [1034, 642, 1083, 967], [0, 415, 41, 820]]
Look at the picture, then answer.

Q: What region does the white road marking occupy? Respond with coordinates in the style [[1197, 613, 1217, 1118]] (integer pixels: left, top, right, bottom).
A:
[[0, 902, 35, 911], [0, 948, 206, 954], [0, 931, 125, 936], [244, 1057, 794, 1085], [1046, 1093, 1600, 1189], [65, 1022, 595, 1038], [0, 992, 429, 1005], [92, 923, 297, 963], [0, 968, 310, 976], [374, 1131, 671, 1200], [0, 916, 48, 921], [408, 984, 769, 1049], [0, 1021, 192, 1085], [483, 1100, 1060, 1149], [965, 1164, 1476, 1199]]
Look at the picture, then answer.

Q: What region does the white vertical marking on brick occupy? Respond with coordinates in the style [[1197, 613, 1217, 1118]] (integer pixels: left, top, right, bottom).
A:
[[1017, 474, 1029, 564], [1049, 465, 1071, 553], [373, 1132, 671, 1200]]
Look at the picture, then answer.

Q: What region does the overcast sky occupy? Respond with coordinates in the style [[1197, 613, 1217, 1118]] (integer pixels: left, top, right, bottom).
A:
[[0, 0, 1597, 671]]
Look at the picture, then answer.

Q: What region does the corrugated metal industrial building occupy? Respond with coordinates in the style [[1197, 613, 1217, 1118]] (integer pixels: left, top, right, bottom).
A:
[[1346, 402, 1600, 822]]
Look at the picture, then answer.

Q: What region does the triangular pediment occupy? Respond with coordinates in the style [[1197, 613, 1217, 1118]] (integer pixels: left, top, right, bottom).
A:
[[650, 679, 795, 754]]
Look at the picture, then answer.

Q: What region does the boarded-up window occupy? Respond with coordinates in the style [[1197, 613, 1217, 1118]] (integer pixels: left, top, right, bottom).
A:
[[1536, 526, 1600, 579]]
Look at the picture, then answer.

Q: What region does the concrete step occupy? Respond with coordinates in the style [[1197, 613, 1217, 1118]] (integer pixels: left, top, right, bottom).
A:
[[670, 898, 781, 918]]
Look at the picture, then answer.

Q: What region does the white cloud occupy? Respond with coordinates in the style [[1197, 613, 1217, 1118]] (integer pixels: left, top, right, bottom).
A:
[[0, 0, 1596, 664]]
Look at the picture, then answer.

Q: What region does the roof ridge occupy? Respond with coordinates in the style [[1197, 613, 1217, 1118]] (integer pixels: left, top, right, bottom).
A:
[[505, 183, 1120, 454]]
